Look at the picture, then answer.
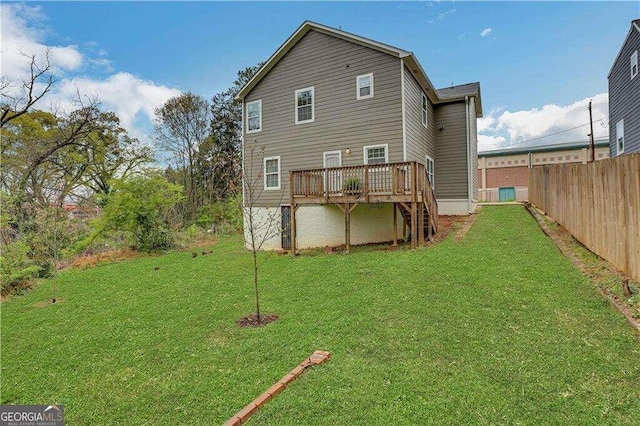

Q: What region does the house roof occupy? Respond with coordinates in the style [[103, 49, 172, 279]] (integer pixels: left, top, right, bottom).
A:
[[478, 138, 609, 158], [608, 19, 640, 78], [235, 21, 482, 117]]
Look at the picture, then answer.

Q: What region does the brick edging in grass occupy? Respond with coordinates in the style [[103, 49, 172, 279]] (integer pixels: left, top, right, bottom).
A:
[[224, 350, 331, 425], [524, 203, 640, 340]]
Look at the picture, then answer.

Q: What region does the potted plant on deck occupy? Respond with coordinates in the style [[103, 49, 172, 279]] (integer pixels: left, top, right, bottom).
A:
[[342, 176, 362, 196]]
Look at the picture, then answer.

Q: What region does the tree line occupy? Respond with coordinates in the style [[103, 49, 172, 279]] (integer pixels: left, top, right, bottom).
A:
[[0, 51, 261, 294]]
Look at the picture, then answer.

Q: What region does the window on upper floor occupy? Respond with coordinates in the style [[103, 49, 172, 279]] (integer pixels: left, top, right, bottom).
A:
[[295, 87, 314, 124], [616, 120, 625, 156], [631, 50, 638, 80], [264, 156, 281, 190], [425, 155, 435, 189], [246, 100, 262, 133], [356, 73, 374, 100], [364, 144, 388, 165], [421, 93, 428, 128]]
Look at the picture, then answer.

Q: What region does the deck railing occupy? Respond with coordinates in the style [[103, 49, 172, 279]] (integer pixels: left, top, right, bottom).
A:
[[291, 161, 427, 199]]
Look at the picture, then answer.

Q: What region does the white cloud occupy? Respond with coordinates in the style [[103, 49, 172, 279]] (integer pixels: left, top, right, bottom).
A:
[[0, 3, 180, 143], [429, 8, 456, 24], [478, 93, 609, 151], [480, 28, 493, 37]]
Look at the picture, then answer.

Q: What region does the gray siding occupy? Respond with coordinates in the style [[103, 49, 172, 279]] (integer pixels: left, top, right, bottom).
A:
[[434, 102, 468, 199], [403, 65, 436, 163], [609, 25, 640, 156], [244, 30, 403, 206], [469, 97, 478, 200]]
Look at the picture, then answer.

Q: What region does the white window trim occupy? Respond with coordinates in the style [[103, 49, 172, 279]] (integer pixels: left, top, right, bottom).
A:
[[263, 156, 281, 190], [246, 99, 262, 134], [631, 50, 638, 80], [294, 86, 315, 125], [363, 144, 389, 165], [616, 119, 625, 156], [425, 155, 435, 189], [323, 150, 342, 168], [356, 73, 374, 100], [421, 93, 428, 128]]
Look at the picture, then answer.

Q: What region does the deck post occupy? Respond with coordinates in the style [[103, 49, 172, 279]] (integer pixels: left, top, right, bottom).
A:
[[392, 203, 398, 246], [289, 172, 297, 256], [410, 201, 417, 250], [418, 202, 425, 246], [345, 202, 351, 253]]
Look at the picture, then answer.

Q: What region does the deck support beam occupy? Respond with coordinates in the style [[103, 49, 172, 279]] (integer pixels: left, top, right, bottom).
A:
[[418, 202, 425, 247], [392, 203, 398, 246], [410, 201, 417, 250], [290, 203, 299, 256]]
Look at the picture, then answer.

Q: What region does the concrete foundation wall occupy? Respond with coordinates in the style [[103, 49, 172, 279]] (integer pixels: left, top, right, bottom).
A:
[[245, 204, 403, 250], [437, 199, 476, 215]]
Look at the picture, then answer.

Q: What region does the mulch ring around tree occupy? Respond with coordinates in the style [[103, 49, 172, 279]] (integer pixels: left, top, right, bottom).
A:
[[237, 313, 279, 327]]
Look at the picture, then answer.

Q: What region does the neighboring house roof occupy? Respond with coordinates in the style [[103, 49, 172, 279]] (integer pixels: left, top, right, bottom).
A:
[[608, 19, 640, 78], [478, 138, 609, 157], [235, 21, 482, 117]]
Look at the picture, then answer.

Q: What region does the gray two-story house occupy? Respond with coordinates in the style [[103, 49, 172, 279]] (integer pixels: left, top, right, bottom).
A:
[[608, 19, 640, 156], [236, 21, 482, 252]]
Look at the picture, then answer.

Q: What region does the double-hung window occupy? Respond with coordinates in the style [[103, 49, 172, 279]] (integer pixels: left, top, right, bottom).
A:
[[421, 93, 428, 128], [246, 100, 262, 133], [425, 155, 435, 189], [295, 87, 314, 124], [363, 144, 388, 165], [264, 156, 281, 190], [356, 73, 374, 100], [631, 50, 638, 80], [616, 120, 625, 156]]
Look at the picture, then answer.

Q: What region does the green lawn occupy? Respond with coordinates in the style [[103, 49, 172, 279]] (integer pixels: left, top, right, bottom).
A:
[[2, 206, 639, 425]]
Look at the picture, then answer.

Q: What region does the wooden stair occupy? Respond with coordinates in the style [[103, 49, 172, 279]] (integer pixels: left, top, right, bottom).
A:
[[398, 200, 436, 242]]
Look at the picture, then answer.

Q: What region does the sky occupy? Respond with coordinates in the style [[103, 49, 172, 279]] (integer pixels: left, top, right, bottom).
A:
[[1, 1, 639, 151]]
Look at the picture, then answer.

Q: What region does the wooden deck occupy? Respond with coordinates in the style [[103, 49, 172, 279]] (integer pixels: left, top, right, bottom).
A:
[[288, 161, 438, 253]]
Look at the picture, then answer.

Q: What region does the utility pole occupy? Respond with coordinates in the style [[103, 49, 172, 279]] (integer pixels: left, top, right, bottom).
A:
[[588, 100, 595, 163]]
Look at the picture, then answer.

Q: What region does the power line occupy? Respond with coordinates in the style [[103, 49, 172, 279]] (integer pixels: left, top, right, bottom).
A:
[[498, 119, 605, 149]]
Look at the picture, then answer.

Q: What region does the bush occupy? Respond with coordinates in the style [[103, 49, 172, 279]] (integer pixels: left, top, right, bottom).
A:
[[196, 194, 242, 234], [0, 241, 54, 295], [342, 176, 362, 193], [93, 172, 184, 252]]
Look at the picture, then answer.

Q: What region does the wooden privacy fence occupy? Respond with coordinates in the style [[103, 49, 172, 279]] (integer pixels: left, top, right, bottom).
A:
[[529, 153, 640, 282]]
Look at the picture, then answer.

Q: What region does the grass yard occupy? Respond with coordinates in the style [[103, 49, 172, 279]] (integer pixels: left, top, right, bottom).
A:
[[1, 206, 639, 425]]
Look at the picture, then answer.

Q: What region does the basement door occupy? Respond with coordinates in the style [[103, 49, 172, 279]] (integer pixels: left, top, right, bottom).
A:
[[323, 151, 343, 194], [281, 206, 292, 250]]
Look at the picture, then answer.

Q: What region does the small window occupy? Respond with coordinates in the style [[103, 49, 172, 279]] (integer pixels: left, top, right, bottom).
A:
[[425, 156, 435, 189], [264, 156, 281, 190], [363, 144, 388, 165], [421, 93, 428, 128], [246, 100, 262, 133], [295, 87, 314, 124], [631, 51, 638, 79], [356, 73, 374, 100], [616, 120, 625, 155]]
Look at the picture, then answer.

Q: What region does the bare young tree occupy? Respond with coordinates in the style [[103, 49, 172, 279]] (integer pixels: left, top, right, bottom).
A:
[[1, 51, 55, 128], [242, 143, 286, 324]]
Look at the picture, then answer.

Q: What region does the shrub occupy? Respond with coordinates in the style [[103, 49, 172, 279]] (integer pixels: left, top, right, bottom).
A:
[[342, 176, 362, 193], [0, 241, 54, 295]]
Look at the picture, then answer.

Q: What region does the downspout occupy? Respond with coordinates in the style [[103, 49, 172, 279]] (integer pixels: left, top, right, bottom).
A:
[[465, 96, 472, 214]]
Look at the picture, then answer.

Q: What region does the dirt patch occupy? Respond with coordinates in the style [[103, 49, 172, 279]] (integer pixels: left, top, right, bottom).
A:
[[70, 248, 140, 269], [237, 313, 279, 327], [34, 298, 65, 308], [525, 204, 640, 338], [453, 211, 480, 242]]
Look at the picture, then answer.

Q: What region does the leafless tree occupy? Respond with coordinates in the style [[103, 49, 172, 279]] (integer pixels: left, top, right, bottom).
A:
[[1, 50, 55, 128], [242, 143, 286, 324], [154, 93, 211, 219]]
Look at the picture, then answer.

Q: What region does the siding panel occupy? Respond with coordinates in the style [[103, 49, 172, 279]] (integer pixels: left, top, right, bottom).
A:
[[403, 65, 436, 163], [434, 102, 468, 199], [244, 30, 403, 206], [609, 26, 640, 156]]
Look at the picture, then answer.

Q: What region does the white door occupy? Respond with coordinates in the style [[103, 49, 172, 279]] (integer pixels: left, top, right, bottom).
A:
[[323, 151, 342, 193]]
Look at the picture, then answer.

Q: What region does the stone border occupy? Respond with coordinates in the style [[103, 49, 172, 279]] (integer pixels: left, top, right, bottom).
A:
[[225, 350, 331, 425]]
